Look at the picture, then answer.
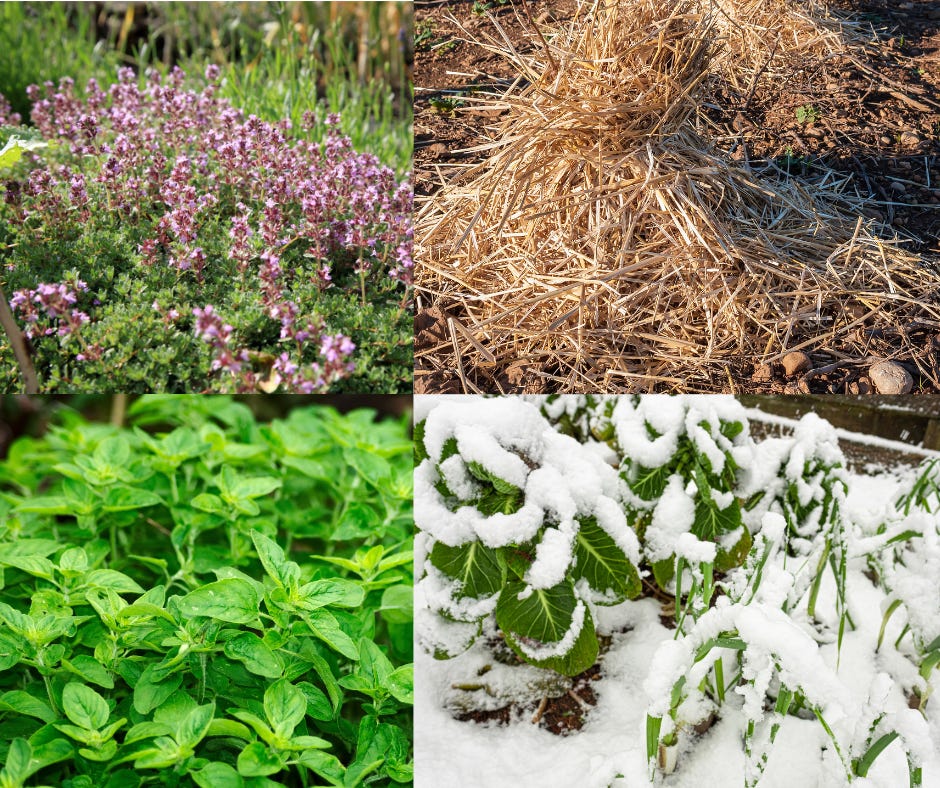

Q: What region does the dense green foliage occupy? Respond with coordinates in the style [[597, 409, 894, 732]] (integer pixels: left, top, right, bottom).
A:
[[0, 3, 412, 394], [0, 395, 413, 786]]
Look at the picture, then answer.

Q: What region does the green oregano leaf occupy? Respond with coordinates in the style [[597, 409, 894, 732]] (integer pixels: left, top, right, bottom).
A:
[[264, 678, 307, 739], [62, 683, 110, 730], [223, 632, 283, 679], [178, 579, 260, 624]]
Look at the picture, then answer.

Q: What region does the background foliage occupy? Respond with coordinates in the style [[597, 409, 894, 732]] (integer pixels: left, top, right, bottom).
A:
[[0, 2, 412, 174]]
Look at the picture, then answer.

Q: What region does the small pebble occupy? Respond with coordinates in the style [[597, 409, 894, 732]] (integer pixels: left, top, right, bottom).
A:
[[889, 181, 906, 194], [752, 363, 774, 383], [869, 360, 913, 395], [900, 131, 922, 147], [782, 351, 812, 377]]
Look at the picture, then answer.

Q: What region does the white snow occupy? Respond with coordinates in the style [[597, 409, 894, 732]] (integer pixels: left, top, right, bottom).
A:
[[415, 397, 940, 788], [645, 475, 696, 563], [525, 525, 576, 590], [613, 396, 685, 468], [439, 454, 481, 501], [674, 532, 717, 565], [421, 397, 548, 468], [455, 425, 530, 490], [414, 456, 546, 548], [594, 495, 642, 567]]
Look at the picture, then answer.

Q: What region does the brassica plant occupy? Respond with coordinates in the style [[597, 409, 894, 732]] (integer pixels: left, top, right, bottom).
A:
[[415, 398, 642, 677]]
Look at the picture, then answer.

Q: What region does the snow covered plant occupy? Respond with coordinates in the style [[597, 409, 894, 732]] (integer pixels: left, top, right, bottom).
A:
[[609, 396, 753, 625], [414, 398, 642, 676], [869, 458, 940, 693], [643, 586, 930, 787], [737, 414, 851, 651]]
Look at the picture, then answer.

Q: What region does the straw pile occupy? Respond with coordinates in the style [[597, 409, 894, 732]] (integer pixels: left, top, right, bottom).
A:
[[416, 0, 940, 392], [708, 0, 867, 95]]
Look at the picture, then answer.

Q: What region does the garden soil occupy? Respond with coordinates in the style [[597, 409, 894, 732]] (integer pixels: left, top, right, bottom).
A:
[[414, 0, 940, 395]]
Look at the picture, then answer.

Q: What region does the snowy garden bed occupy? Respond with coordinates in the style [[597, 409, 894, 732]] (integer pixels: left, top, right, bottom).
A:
[[414, 396, 940, 788]]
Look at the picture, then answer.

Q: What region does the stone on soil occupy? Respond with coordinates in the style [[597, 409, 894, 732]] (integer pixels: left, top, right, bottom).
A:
[[869, 360, 913, 395], [782, 351, 812, 377]]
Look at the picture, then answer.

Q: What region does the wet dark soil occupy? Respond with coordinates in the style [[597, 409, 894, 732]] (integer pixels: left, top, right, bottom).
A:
[[455, 660, 602, 735]]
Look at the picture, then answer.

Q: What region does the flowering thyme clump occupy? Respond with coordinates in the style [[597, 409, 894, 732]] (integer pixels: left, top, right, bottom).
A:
[[10, 280, 90, 340], [192, 303, 355, 392], [0, 66, 412, 392]]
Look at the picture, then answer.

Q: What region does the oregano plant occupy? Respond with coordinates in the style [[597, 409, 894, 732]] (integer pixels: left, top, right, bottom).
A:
[[0, 395, 413, 787]]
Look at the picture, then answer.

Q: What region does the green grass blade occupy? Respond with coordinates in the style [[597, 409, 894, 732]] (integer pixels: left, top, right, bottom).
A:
[[854, 731, 898, 777]]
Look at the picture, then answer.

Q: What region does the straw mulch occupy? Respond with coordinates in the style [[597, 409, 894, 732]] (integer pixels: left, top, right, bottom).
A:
[[708, 0, 867, 95], [415, 0, 940, 392]]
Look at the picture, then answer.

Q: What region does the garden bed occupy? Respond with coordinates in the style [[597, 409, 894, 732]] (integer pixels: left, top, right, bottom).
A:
[[414, 0, 940, 394], [0, 3, 413, 393], [415, 395, 940, 787]]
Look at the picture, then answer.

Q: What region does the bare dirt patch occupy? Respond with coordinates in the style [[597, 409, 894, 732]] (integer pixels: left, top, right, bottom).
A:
[[453, 641, 603, 735]]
